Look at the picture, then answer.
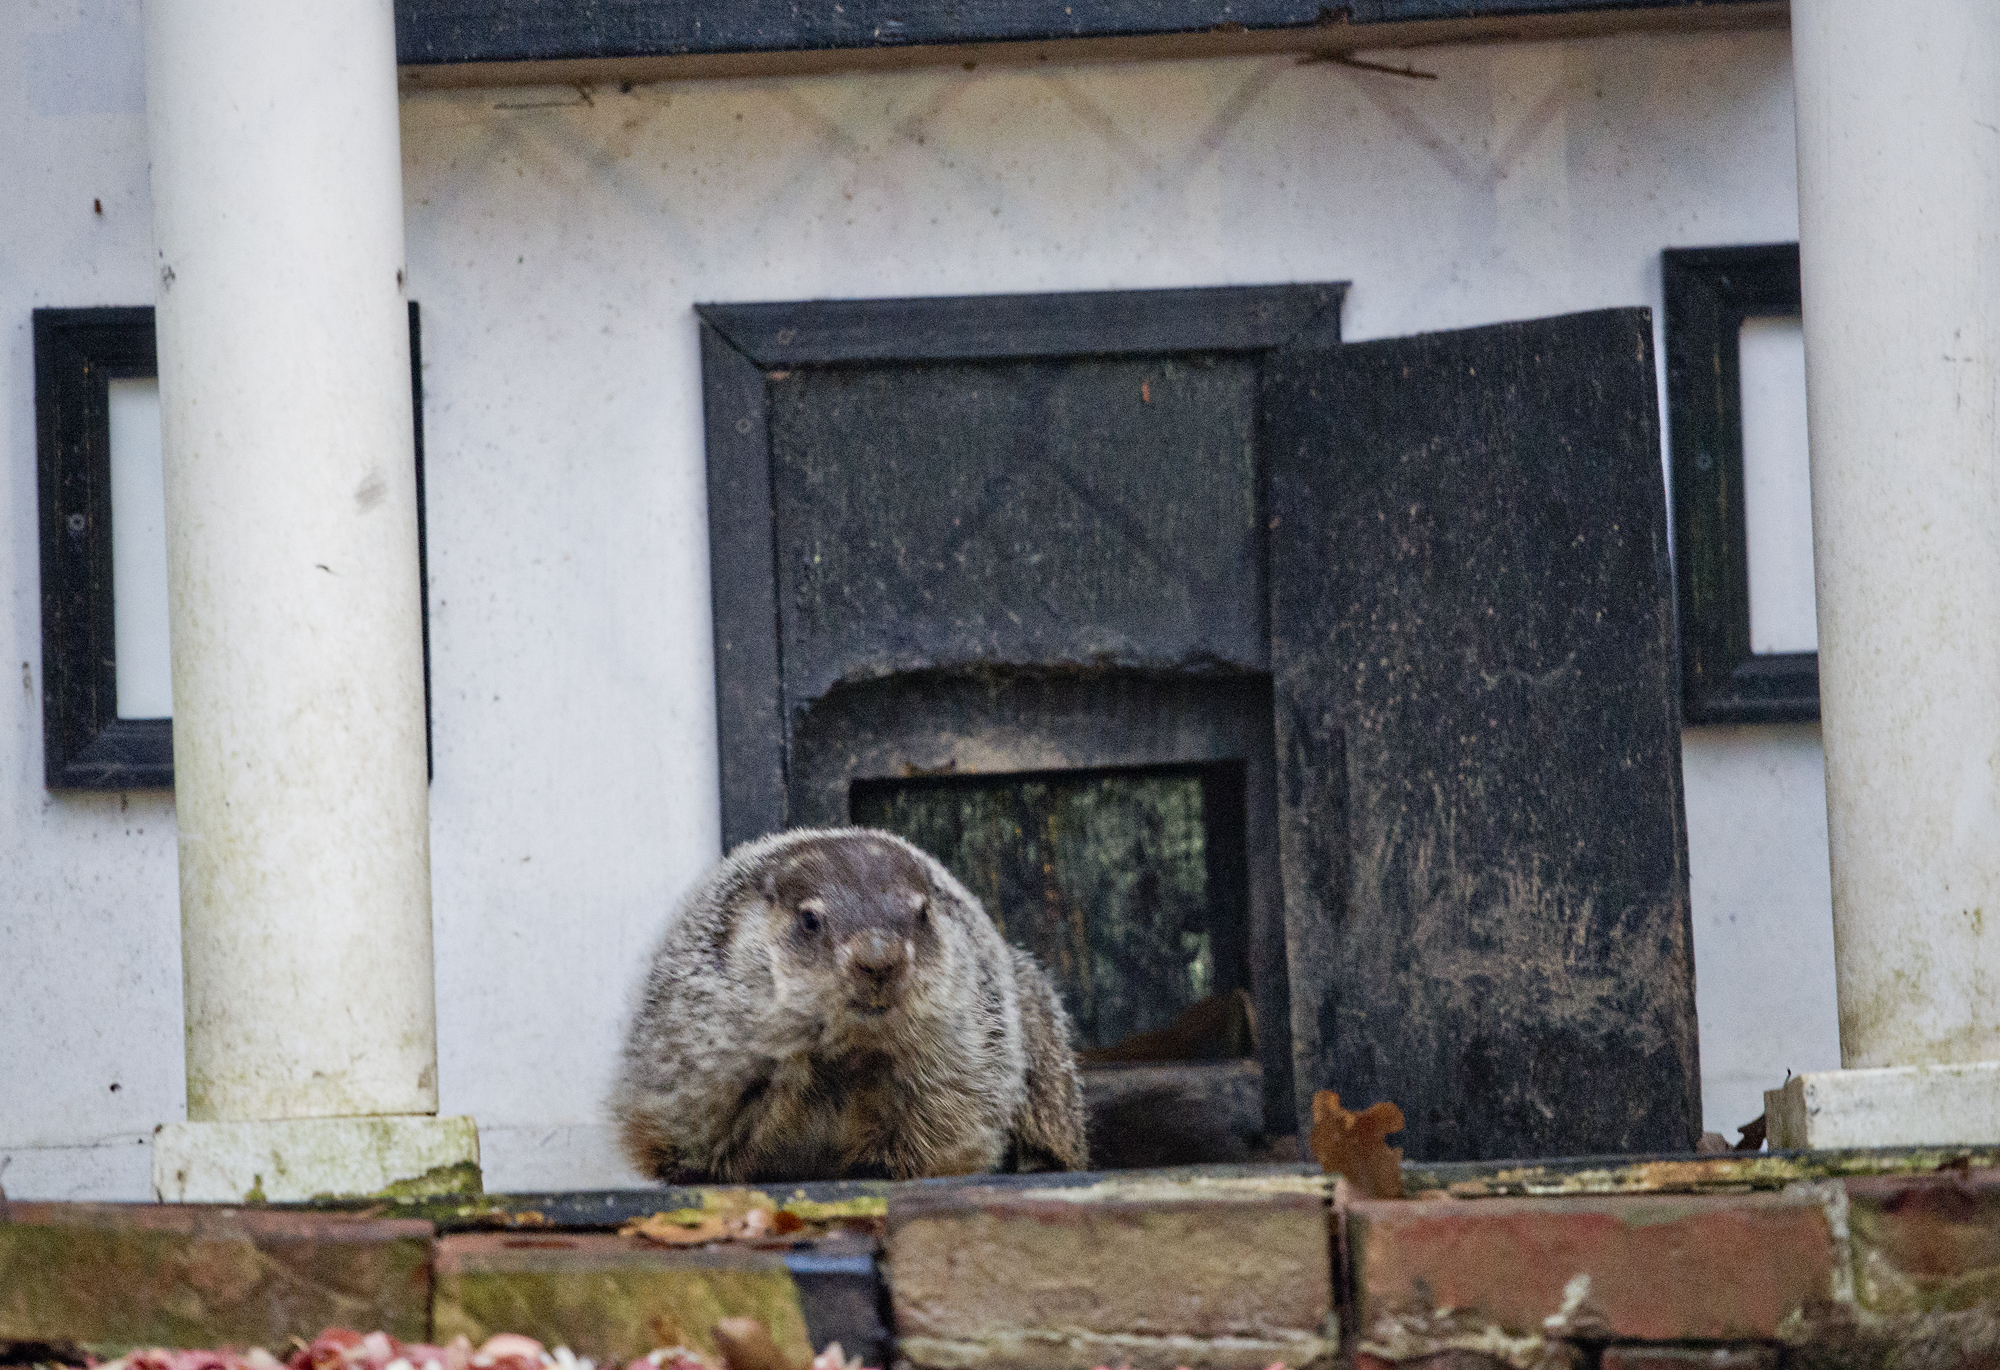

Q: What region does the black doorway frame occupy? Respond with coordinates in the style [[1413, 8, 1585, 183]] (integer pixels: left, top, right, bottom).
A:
[[700, 282, 1347, 1140], [699, 282, 1346, 849]]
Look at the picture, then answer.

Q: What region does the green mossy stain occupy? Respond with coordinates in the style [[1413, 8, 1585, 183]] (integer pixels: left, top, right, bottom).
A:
[[776, 1193, 888, 1221], [0, 1219, 432, 1349], [433, 1265, 810, 1367], [310, 1160, 483, 1204]]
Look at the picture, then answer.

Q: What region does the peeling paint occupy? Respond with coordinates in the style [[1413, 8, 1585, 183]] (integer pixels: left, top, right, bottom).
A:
[[1015, 1172, 1332, 1205], [1414, 1146, 2000, 1198]]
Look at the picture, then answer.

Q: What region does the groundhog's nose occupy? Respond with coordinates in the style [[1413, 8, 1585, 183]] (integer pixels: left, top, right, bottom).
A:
[[842, 928, 911, 1006]]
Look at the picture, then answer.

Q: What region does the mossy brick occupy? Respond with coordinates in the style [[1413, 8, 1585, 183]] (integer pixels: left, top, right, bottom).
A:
[[1348, 1192, 1837, 1349], [884, 1173, 1336, 1370], [0, 1202, 434, 1352], [1845, 1168, 2000, 1314], [1599, 1348, 1778, 1370], [1355, 1352, 1551, 1370], [430, 1234, 812, 1367]]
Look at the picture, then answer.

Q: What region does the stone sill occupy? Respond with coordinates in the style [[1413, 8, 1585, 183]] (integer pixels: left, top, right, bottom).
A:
[[5, 1153, 1999, 1369]]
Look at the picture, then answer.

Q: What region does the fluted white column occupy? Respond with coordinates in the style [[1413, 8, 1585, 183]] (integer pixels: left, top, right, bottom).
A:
[[144, 0, 475, 1199], [1770, 0, 2000, 1148]]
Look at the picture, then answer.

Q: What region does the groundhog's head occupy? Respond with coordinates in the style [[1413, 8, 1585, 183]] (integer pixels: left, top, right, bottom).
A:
[[757, 832, 944, 1022]]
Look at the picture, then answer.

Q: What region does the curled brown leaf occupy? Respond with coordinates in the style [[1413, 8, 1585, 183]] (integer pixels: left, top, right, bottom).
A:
[[1307, 1089, 1405, 1199]]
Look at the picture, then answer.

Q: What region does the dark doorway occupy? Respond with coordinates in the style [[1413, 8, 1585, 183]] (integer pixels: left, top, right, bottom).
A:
[[853, 760, 1252, 1054]]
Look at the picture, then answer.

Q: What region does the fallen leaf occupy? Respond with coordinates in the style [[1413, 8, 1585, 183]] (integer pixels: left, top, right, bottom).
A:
[[1307, 1090, 1404, 1199], [621, 1191, 864, 1247], [1734, 1113, 1767, 1151], [621, 1211, 731, 1245]]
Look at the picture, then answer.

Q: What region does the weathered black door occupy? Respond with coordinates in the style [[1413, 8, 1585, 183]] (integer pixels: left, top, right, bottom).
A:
[[1264, 309, 1700, 1160]]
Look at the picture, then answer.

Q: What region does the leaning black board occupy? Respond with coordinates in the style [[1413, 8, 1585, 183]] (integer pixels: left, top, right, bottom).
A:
[[1262, 308, 1699, 1160]]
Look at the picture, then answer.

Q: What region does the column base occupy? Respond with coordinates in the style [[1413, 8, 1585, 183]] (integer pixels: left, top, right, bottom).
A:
[[153, 1115, 481, 1202], [1765, 1061, 2000, 1150]]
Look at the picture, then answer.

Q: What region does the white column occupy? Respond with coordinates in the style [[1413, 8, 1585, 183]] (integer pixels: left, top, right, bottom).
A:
[[144, 0, 476, 1200], [1769, 1, 2000, 1149]]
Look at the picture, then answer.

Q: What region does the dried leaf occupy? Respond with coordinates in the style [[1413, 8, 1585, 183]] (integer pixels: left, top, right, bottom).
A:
[[621, 1211, 732, 1246], [621, 1191, 860, 1247], [1307, 1090, 1404, 1199], [709, 1321, 800, 1370]]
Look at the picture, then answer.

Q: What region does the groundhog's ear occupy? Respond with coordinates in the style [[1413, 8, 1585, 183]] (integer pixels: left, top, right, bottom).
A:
[[757, 868, 779, 902]]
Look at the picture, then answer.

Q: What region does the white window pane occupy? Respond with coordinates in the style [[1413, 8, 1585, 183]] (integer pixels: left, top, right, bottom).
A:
[[1738, 316, 1818, 655], [108, 378, 173, 720]]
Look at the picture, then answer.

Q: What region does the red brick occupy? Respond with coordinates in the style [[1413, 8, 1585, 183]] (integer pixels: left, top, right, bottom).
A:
[[885, 1175, 1336, 1370], [1599, 1347, 1777, 1370], [431, 1232, 813, 1367], [1348, 1192, 1837, 1346], [1845, 1168, 2000, 1314], [0, 1202, 434, 1351]]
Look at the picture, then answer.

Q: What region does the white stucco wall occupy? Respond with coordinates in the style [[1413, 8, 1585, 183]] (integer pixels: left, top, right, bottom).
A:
[[3, 0, 184, 1202], [2, 2, 1836, 1197]]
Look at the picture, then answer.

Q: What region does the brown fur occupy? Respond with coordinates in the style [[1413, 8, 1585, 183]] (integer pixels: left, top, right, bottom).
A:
[[612, 827, 1088, 1183]]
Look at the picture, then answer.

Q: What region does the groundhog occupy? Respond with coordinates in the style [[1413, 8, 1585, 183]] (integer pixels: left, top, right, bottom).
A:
[[612, 826, 1089, 1183]]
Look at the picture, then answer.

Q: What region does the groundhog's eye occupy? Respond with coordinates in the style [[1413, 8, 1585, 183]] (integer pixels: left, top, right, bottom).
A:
[[797, 902, 824, 936]]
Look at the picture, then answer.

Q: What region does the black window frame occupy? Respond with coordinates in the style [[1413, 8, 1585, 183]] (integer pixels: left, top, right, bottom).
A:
[[1662, 243, 1818, 725], [32, 303, 431, 789]]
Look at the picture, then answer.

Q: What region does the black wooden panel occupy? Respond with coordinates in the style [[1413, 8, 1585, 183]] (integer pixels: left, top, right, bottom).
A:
[[768, 355, 1266, 704], [1663, 243, 1817, 724], [396, 0, 1771, 65], [1348, 0, 1731, 17], [701, 285, 1344, 368], [1264, 308, 1699, 1160], [702, 321, 787, 853]]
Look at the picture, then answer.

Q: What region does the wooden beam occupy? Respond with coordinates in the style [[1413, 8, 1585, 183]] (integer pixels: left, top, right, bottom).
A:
[[398, 0, 1785, 90]]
